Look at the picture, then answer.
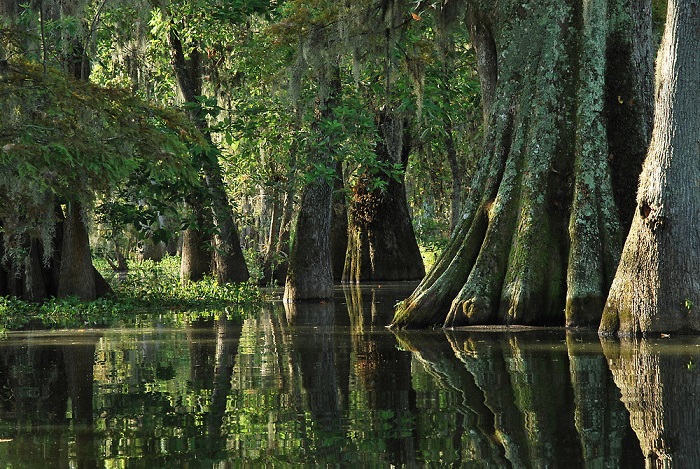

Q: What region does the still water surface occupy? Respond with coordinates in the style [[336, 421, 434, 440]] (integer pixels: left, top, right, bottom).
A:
[[0, 284, 698, 467]]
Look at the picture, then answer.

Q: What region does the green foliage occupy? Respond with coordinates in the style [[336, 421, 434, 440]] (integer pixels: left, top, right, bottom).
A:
[[0, 256, 261, 330], [0, 58, 200, 262]]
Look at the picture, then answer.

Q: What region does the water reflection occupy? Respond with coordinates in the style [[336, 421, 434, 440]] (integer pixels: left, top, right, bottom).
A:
[[602, 337, 700, 467], [0, 285, 696, 466]]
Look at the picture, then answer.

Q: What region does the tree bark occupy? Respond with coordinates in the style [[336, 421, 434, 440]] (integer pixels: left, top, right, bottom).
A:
[[391, 0, 652, 329], [343, 111, 425, 283], [284, 175, 335, 301], [57, 202, 96, 300], [180, 199, 212, 283], [600, 0, 700, 336], [284, 58, 340, 302]]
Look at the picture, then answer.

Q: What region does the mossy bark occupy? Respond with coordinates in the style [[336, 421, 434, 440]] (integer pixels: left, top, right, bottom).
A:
[[392, 0, 652, 329], [343, 112, 424, 283], [601, 1, 700, 336]]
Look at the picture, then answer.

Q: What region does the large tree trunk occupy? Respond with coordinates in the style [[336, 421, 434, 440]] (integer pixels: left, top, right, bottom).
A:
[[600, 0, 700, 336], [343, 112, 425, 283], [284, 57, 340, 302], [57, 202, 97, 300], [284, 175, 335, 301], [391, 0, 652, 329]]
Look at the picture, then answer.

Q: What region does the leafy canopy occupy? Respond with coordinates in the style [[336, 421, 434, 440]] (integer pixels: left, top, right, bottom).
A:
[[0, 58, 201, 250]]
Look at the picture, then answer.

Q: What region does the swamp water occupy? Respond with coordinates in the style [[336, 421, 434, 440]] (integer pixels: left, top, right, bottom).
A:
[[0, 283, 698, 467]]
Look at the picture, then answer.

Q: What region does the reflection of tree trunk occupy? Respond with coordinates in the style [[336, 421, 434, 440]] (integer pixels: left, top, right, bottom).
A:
[[285, 302, 343, 463], [445, 331, 529, 467], [206, 318, 243, 454], [566, 332, 640, 468], [63, 341, 99, 469], [344, 285, 416, 465], [187, 319, 216, 389], [503, 334, 582, 465], [603, 337, 700, 467], [393, 331, 507, 466], [399, 330, 644, 467]]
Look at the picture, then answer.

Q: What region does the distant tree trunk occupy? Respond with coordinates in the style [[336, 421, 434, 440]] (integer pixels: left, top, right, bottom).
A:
[[391, 0, 652, 329], [260, 190, 294, 286], [284, 58, 340, 302], [330, 161, 348, 282], [169, 27, 249, 284], [180, 197, 212, 283], [343, 111, 425, 283], [600, 0, 700, 336], [0, 234, 6, 296], [260, 134, 298, 286]]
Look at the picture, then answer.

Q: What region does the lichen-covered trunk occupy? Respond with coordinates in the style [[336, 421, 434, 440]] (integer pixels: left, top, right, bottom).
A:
[[343, 112, 424, 283], [391, 0, 652, 329], [600, 1, 700, 336]]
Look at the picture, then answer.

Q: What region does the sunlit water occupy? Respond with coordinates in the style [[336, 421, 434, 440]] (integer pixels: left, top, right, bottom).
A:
[[1, 283, 699, 467]]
